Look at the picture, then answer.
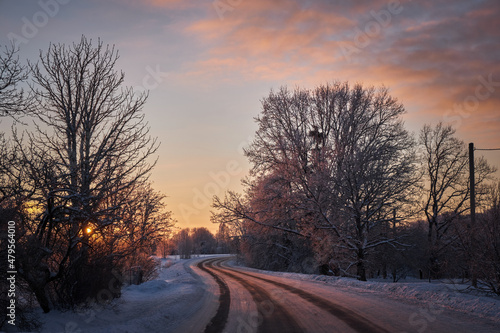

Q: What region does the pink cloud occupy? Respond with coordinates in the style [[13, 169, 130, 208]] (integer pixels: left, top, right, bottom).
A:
[[151, 0, 500, 151]]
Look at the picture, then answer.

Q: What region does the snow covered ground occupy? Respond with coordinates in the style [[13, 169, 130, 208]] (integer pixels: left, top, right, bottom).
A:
[[34, 255, 225, 333], [21, 255, 500, 332]]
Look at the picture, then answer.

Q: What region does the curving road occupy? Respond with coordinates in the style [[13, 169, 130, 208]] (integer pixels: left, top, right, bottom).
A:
[[191, 257, 499, 333], [196, 258, 389, 332]]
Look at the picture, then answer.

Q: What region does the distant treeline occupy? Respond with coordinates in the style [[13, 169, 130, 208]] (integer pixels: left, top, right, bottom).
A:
[[157, 227, 231, 258]]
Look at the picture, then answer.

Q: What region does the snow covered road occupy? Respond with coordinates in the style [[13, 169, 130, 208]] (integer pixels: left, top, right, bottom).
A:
[[38, 255, 500, 332], [194, 257, 499, 333], [198, 257, 389, 332]]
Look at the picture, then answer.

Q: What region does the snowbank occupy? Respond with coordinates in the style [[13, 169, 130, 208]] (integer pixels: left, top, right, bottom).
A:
[[36, 255, 220, 333]]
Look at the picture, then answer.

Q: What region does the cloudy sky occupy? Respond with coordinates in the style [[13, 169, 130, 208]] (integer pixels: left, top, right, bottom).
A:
[[1, 0, 499, 232]]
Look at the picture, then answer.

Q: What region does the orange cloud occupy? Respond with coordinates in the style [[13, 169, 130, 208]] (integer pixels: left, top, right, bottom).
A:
[[154, 0, 500, 152]]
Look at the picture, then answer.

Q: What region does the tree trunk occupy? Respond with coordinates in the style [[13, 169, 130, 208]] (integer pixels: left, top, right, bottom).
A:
[[357, 248, 367, 281], [427, 218, 440, 280], [33, 287, 51, 313], [24, 270, 51, 313], [429, 250, 440, 280]]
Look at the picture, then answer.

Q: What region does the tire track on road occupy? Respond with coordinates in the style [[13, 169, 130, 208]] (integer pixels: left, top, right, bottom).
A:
[[197, 258, 231, 333], [206, 258, 303, 333]]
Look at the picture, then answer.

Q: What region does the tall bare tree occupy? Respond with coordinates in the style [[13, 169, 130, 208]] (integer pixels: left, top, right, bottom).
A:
[[0, 43, 30, 118], [0, 44, 38, 329], [420, 122, 495, 279], [0, 43, 32, 206], [213, 82, 419, 281], [14, 36, 162, 311]]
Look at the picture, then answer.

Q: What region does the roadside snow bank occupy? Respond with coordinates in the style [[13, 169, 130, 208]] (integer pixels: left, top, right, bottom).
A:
[[37, 256, 211, 333]]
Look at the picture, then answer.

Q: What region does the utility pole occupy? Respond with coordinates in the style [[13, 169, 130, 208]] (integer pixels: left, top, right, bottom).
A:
[[469, 143, 476, 225], [469, 142, 477, 287]]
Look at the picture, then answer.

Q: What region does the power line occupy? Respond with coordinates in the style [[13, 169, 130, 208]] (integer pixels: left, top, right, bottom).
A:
[[475, 148, 500, 151]]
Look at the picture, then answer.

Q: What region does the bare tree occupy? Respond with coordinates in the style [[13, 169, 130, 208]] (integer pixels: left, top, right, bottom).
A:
[[213, 171, 315, 272], [157, 237, 175, 258], [14, 36, 161, 311], [213, 82, 419, 281], [0, 43, 32, 206], [0, 43, 41, 325], [0, 43, 30, 118], [0, 135, 24, 206], [174, 228, 193, 259], [474, 182, 500, 294], [191, 227, 217, 254], [420, 122, 495, 279]]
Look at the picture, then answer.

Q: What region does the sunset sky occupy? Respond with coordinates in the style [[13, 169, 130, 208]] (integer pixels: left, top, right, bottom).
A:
[[1, 0, 499, 232]]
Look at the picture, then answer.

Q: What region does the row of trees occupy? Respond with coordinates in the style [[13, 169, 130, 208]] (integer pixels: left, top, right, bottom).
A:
[[157, 226, 231, 259], [0, 37, 174, 329], [211, 83, 498, 293]]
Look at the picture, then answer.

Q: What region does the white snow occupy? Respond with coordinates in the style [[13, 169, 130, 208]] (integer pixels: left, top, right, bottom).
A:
[[27, 255, 500, 332], [36, 255, 225, 333]]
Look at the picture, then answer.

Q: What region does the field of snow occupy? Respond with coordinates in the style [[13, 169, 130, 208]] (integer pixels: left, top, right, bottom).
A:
[[25, 255, 500, 332]]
